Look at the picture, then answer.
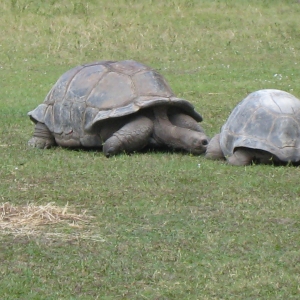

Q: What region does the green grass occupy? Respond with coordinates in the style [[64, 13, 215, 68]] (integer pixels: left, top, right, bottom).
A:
[[1, 0, 300, 299]]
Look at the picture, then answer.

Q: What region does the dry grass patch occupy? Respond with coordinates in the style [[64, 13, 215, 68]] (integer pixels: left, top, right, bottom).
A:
[[0, 202, 99, 240]]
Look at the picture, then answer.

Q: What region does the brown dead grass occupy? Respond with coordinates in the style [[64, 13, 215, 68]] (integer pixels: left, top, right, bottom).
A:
[[0, 202, 101, 240]]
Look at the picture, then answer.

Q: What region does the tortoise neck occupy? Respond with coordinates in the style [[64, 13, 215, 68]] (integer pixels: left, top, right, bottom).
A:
[[153, 106, 188, 148]]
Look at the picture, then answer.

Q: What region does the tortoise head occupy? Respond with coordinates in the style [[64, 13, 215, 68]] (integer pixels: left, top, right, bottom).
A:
[[180, 130, 209, 154]]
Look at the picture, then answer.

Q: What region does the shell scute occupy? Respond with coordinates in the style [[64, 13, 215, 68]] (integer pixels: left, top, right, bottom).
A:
[[133, 70, 173, 98], [270, 116, 300, 149], [66, 64, 108, 103], [86, 72, 135, 110], [242, 107, 276, 140], [110, 60, 147, 75]]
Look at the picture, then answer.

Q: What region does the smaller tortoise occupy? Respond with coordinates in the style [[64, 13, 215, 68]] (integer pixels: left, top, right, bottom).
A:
[[206, 89, 300, 165], [28, 60, 208, 157]]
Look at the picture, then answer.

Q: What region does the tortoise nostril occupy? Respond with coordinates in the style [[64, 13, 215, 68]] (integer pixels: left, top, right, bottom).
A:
[[202, 139, 208, 146]]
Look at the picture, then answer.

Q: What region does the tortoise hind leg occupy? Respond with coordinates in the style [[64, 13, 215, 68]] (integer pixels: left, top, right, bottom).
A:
[[103, 115, 153, 157], [28, 122, 56, 149]]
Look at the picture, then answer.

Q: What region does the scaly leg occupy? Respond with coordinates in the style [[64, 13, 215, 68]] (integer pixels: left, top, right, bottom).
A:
[[103, 115, 153, 157], [227, 148, 255, 166], [28, 122, 56, 149]]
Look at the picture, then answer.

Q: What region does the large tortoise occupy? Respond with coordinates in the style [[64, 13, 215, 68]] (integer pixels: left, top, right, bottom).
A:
[[28, 60, 208, 157], [205, 89, 300, 165]]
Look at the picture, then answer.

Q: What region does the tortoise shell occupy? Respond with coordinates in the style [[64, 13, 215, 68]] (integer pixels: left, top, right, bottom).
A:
[[28, 60, 202, 147], [220, 89, 300, 162]]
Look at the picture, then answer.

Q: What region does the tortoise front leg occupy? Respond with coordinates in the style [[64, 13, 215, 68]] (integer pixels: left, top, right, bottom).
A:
[[103, 115, 153, 157], [227, 148, 255, 166], [228, 148, 279, 166], [28, 122, 56, 149]]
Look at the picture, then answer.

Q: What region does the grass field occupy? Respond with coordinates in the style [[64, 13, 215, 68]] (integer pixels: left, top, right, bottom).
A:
[[1, 0, 300, 299]]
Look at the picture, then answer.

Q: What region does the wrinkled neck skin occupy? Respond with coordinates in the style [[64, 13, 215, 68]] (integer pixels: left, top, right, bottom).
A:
[[152, 106, 207, 154]]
